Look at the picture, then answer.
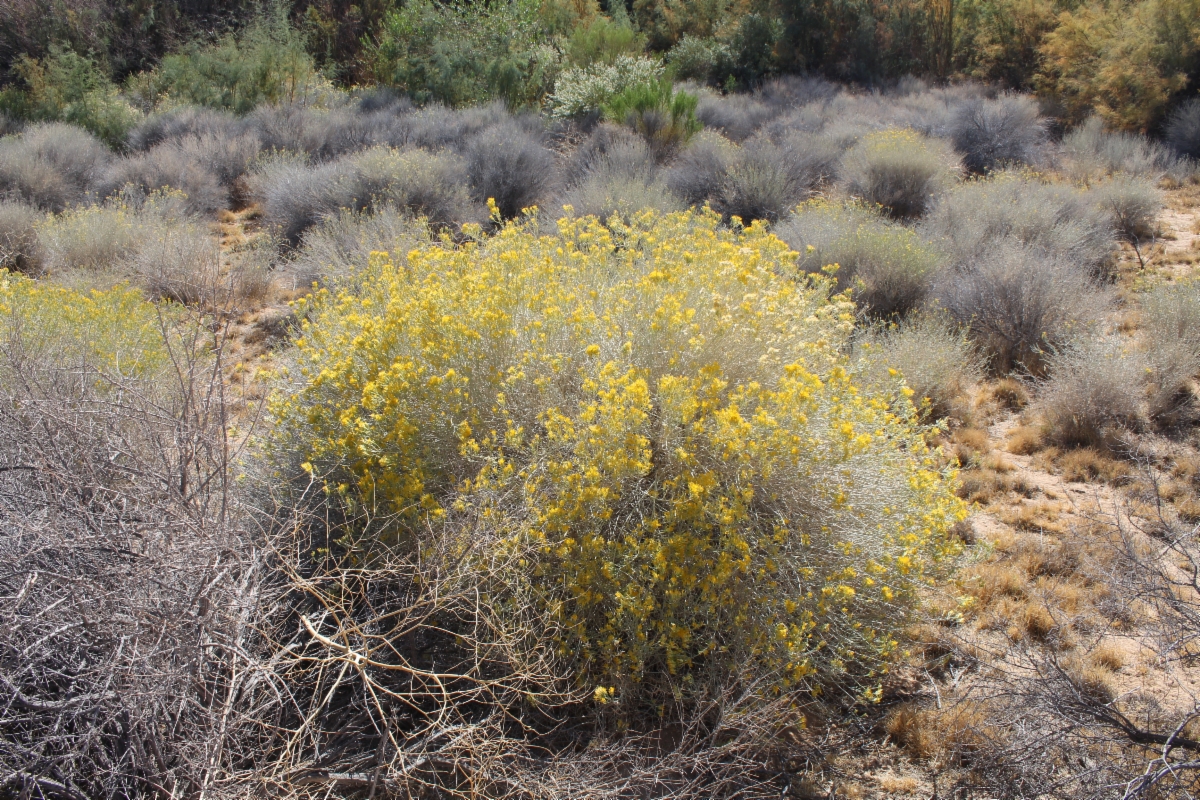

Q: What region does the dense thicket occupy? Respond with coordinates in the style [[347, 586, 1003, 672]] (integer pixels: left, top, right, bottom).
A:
[[2, 0, 1199, 135]]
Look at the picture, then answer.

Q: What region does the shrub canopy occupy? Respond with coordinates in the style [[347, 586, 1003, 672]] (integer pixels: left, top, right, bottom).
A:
[[270, 208, 965, 710]]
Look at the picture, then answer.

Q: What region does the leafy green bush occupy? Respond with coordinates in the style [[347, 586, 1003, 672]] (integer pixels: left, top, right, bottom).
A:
[[841, 129, 959, 219], [565, 13, 646, 66], [369, 0, 560, 108], [132, 11, 325, 115], [1034, 0, 1200, 132], [776, 200, 944, 318], [268, 208, 965, 715], [0, 46, 140, 146], [601, 80, 700, 158], [667, 36, 733, 83]]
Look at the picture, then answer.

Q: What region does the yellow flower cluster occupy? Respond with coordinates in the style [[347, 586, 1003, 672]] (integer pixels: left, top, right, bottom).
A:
[[271, 208, 966, 703]]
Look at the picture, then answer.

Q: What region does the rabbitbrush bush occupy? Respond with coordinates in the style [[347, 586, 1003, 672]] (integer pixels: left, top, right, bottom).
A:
[[269, 207, 966, 713]]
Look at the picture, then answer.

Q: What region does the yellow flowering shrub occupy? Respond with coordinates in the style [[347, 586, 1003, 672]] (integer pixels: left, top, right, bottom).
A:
[[270, 208, 965, 708], [0, 270, 179, 383]]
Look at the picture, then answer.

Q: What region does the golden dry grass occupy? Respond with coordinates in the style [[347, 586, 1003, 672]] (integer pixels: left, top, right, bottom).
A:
[[1007, 425, 1045, 455]]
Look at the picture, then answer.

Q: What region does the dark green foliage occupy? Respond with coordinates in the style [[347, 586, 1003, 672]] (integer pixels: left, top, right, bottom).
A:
[[131, 11, 319, 115], [0, 46, 139, 145], [367, 0, 558, 108], [566, 15, 646, 66]]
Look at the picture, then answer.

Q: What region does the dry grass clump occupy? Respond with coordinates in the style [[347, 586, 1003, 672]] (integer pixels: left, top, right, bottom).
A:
[[778, 201, 944, 318], [1052, 447, 1132, 484], [950, 94, 1047, 174], [1006, 425, 1045, 455], [935, 244, 1110, 375], [989, 377, 1029, 410], [1036, 336, 1144, 447], [923, 175, 1116, 278], [0, 200, 44, 273], [854, 313, 983, 420], [840, 129, 960, 219], [0, 122, 111, 211]]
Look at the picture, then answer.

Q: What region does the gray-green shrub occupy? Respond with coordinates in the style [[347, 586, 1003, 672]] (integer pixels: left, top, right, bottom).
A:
[[1061, 116, 1183, 181], [1166, 99, 1200, 161], [251, 147, 476, 245], [290, 206, 432, 288], [840, 129, 959, 219], [775, 201, 943, 318], [465, 121, 557, 220], [696, 93, 776, 142], [665, 130, 734, 205], [855, 313, 984, 420], [0, 122, 110, 211], [1090, 175, 1162, 242], [1037, 336, 1144, 446], [0, 200, 43, 273], [98, 144, 227, 216], [717, 131, 839, 223], [1139, 281, 1200, 425], [934, 244, 1110, 375], [922, 175, 1115, 278], [558, 135, 682, 221], [950, 94, 1047, 174]]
